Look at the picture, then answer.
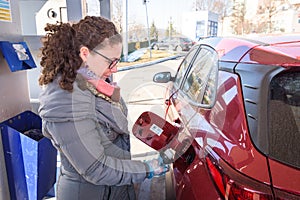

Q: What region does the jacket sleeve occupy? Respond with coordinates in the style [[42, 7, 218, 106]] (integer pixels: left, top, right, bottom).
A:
[[44, 118, 148, 186]]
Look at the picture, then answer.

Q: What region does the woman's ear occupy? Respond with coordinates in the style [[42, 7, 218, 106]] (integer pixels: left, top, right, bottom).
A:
[[79, 46, 90, 62]]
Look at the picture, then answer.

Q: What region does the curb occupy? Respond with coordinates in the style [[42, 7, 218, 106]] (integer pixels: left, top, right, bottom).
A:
[[117, 54, 182, 72]]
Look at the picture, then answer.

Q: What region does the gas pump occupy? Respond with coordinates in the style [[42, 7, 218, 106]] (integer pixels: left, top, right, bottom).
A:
[[0, 1, 66, 199], [0, 1, 111, 199]]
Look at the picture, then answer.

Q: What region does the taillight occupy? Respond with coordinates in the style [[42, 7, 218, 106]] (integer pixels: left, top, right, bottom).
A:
[[206, 156, 227, 196], [227, 182, 273, 200], [206, 156, 275, 200]]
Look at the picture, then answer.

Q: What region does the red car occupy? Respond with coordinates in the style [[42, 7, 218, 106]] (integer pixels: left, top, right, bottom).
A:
[[133, 35, 300, 199]]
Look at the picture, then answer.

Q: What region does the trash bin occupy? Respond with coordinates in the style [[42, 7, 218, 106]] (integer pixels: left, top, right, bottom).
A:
[[0, 110, 57, 200]]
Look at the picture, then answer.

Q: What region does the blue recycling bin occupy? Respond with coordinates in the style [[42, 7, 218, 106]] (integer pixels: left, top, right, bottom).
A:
[[0, 110, 57, 200]]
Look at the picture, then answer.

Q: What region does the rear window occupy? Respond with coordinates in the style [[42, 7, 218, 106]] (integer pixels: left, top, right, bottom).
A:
[[268, 71, 300, 168]]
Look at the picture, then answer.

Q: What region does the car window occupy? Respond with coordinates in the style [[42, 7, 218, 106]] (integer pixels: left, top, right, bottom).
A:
[[181, 38, 191, 43], [268, 71, 300, 168], [174, 45, 199, 88], [202, 65, 218, 105], [181, 45, 218, 106]]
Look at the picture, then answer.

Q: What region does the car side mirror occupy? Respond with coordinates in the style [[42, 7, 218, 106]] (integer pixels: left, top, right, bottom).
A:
[[153, 72, 174, 83]]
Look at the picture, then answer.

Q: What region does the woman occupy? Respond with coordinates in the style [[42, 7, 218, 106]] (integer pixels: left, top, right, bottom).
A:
[[38, 16, 167, 200]]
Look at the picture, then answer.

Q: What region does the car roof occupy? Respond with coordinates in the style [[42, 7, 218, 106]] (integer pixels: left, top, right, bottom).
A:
[[198, 35, 300, 67]]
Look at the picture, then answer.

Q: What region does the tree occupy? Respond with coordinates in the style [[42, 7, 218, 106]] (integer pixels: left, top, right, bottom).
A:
[[112, 0, 147, 41], [192, 0, 228, 14], [193, 0, 215, 11], [230, 0, 246, 35], [111, 0, 123, 33], [256, 0, 287, 33], [150, 21, 158, 40], [128, 22, 147, 41], [165, 21, 176, 38]]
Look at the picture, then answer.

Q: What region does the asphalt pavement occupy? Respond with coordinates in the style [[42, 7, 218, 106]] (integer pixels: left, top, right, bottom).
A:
[[115, 57, 181, 158], [114, 57, 181, 200]]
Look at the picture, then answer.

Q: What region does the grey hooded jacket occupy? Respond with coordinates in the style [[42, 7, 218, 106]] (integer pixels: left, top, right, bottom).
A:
[[38, 78, 147, 200]]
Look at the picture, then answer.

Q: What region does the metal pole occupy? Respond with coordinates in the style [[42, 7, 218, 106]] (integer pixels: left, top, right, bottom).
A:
[[122, 0, 128, 62], [144, 0, 152, 58], [169, 17, 172, 39]]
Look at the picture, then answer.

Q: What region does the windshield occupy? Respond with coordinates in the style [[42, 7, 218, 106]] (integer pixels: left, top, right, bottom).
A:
[[268, 71, 300, 168]]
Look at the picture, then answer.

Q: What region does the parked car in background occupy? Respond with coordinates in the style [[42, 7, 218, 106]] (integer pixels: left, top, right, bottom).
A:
[[150, 37, 195, 51], [135, 35, 300, 199]]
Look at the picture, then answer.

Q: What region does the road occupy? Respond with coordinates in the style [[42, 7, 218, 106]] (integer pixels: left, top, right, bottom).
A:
[[115, 57, 181, 158], [114, 57, 182, 200]]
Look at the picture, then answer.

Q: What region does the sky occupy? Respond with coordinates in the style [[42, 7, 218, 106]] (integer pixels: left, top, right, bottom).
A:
[[127, 0, 194, 30], [85, 0, 260, 35], [86, 0, 194, 30]]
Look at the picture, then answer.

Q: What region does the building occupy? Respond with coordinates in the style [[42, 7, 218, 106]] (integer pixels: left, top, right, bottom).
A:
[[274, 0, 300, 33], [181, 11, 219, 41]]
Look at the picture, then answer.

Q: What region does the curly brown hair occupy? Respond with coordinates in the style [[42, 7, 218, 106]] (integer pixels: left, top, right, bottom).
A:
[[38, 16, 121, 91]]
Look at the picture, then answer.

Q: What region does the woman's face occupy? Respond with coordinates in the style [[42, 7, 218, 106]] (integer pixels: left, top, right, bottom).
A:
[[82, 41, 122, 79]]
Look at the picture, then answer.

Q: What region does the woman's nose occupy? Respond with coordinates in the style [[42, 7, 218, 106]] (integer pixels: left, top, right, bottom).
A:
[[110, 65, 118, 73]]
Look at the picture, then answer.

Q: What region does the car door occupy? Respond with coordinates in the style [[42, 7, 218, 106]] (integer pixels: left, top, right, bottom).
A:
[[166, 44, 219, 129], [133, 44, 219, 161], [164, 45, 200, 122], [132, 44, 220, 199], [165, 44, 219, 199]]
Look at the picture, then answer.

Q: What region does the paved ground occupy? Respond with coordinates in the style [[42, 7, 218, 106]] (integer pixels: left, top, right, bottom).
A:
[[43, 57, 182, 200], [117, 58, 180, 200]]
